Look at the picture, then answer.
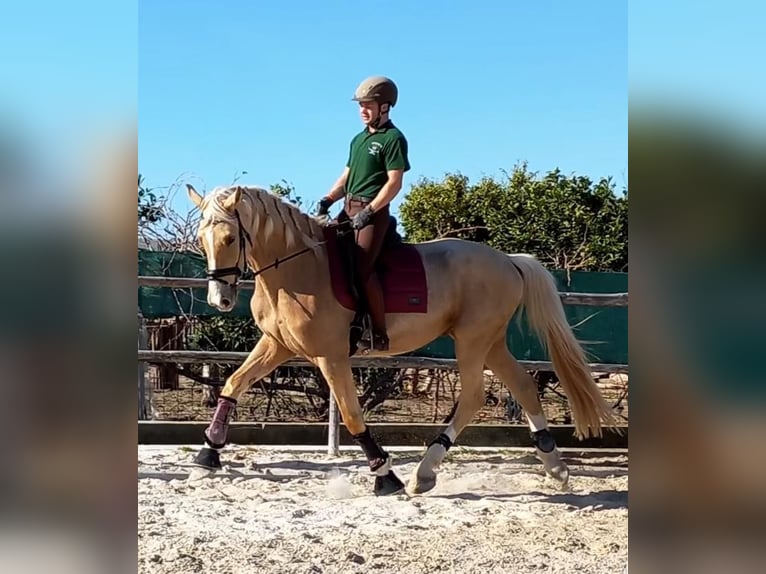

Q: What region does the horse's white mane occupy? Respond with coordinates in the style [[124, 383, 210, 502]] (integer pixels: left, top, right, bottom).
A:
[[205, 185, 320, 250]]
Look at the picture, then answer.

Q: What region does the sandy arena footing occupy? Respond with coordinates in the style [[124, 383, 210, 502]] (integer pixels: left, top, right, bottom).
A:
[[138, 445, 628, 574]]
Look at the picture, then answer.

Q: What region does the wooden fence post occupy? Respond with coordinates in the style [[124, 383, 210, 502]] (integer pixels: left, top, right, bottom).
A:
[[137, 310, 149, 420], [327, 391, 340, 456]]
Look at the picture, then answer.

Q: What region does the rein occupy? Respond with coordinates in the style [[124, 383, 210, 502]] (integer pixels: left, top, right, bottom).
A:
[[250, 244, 319, 277]]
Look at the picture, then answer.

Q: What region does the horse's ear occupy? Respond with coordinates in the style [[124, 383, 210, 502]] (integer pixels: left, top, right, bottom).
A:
[[222, 187, 243, 212], [186, 184, 204, 208]]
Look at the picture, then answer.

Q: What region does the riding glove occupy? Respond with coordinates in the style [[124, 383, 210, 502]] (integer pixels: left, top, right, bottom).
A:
[[351, 206, 374, 229], [317, 196, 334, 216], [315, 196, 334, 224]]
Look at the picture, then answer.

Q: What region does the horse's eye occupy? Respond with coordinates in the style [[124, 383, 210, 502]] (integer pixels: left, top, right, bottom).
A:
[[224, 235, 235, 246]]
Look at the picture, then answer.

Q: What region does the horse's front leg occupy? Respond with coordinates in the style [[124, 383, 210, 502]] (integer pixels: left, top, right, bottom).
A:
[[316, 356, 404, 496], [194, 335, 294, 470]]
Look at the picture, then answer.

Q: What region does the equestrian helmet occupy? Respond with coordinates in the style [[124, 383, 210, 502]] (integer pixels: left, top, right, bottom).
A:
[[352, 76, 398, 107]]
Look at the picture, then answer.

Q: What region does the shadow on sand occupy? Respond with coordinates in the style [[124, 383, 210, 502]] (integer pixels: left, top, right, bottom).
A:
[[433, 489, 627, 510]]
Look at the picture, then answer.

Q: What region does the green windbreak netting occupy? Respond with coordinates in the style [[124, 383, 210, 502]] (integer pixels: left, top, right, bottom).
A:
[[138, 250, 627, 364]]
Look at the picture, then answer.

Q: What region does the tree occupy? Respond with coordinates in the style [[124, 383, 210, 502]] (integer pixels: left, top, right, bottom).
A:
[[270, 179, 304, 208], [398, 162, 628, 274], [138, 174, 164, 226]]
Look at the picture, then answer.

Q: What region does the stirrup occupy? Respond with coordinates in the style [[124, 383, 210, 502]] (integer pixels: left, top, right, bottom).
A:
[[357, 330, 389, 353]]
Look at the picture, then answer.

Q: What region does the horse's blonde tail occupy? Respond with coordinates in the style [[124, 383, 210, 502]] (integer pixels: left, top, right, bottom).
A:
[[508, 254, 620, 439]]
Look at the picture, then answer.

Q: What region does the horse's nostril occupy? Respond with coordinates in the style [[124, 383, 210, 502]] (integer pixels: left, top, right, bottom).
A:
[[221, 298, 231, 307]]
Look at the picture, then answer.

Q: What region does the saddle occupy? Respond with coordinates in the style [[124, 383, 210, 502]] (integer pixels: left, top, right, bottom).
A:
[[322, 213, 428, 356]]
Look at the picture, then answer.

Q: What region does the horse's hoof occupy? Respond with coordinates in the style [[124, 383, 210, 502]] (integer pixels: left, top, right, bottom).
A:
[[546, 463, 570, 487], [374, 470, 405, 496], [193, 447, 222, 470], [407, 476, 437, 495], [406, 468, 437, 495], [536, 447, 569, 487]]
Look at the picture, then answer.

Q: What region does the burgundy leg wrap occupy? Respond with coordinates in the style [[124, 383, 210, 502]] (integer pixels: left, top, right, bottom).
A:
[[204, 396, 237, 449], [352, 427, 388, 472]]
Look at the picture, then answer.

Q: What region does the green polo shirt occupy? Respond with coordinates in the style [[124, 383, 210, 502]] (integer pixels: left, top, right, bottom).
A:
[[344, 121, 410, 200]]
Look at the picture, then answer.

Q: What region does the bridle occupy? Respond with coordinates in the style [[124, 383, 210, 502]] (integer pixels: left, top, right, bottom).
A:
[[205, 211, 353, 288], [205, 210, 253, 287]]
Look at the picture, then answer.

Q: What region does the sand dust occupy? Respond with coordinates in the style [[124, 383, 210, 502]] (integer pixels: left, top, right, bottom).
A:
[[138, 445, 627, 574]]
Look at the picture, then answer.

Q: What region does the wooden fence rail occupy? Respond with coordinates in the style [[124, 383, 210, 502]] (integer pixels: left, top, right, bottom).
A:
[[137, 349, 628, 374]]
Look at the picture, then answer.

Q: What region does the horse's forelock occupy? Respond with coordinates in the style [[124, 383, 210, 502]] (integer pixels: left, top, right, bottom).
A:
[[200, 186, 240, 223]]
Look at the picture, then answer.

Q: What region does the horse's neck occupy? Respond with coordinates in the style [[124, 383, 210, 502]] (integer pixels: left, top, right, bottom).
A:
[[242, 192, 322, 292], [247, 238, 322, 306]]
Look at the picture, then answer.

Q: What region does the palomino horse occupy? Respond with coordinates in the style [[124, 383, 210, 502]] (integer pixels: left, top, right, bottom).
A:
[[186, 184, 618, 495]]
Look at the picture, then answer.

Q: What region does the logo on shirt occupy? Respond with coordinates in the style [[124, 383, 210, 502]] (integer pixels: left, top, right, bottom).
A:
[[367, 142, 383, 157]]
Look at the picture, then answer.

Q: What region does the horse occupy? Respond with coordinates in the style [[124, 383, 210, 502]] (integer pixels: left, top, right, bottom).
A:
[[185, 183, 619, 495]]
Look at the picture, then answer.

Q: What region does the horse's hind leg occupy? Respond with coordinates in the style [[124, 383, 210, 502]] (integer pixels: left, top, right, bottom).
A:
[[485, 337, 569, 486], [407, 338, 488, 495], [315, 356, 404, 496]]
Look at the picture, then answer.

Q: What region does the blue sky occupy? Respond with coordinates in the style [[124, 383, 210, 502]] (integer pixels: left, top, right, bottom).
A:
[[139, 0, 627, 217], [3, 1, 762, 223]]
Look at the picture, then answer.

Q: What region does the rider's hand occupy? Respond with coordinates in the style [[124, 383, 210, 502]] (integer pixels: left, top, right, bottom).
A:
[[316, 196, 334, 216], [315, 196, 334, 224], [351, 206, 374, 230]]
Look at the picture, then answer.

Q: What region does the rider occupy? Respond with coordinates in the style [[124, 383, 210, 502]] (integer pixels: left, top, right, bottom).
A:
[[317, 76, 411, 352]]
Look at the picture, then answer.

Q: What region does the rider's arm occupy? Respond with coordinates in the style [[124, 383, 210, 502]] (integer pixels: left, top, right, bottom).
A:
[[325, 166, 350, 202], [369, 169, 403, 212], [369, 134, 409, 212]]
